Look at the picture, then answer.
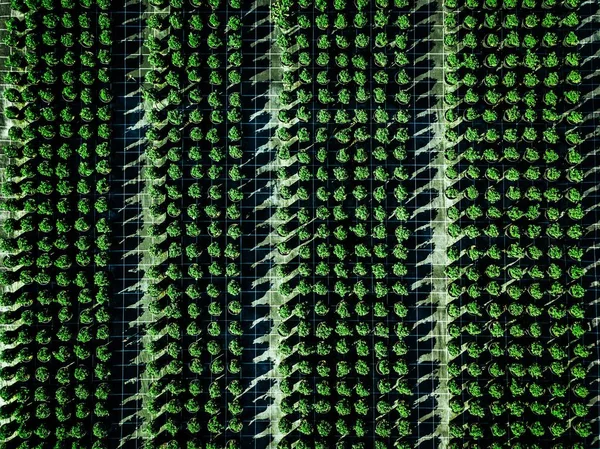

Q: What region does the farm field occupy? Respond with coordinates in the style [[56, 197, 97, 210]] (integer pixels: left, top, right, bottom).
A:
[[0, 0, 599, 448]]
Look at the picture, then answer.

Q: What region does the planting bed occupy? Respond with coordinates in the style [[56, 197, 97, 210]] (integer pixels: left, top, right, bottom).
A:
[[442, 1, 591, 448]]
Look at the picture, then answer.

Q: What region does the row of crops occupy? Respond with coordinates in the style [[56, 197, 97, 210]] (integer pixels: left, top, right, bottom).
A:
[[140, 2, 247, 448], [442, 0, 591, 448], [272, 0, 417, 447], [0, 0, 595, 448], [0, 0, 113, 447]]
